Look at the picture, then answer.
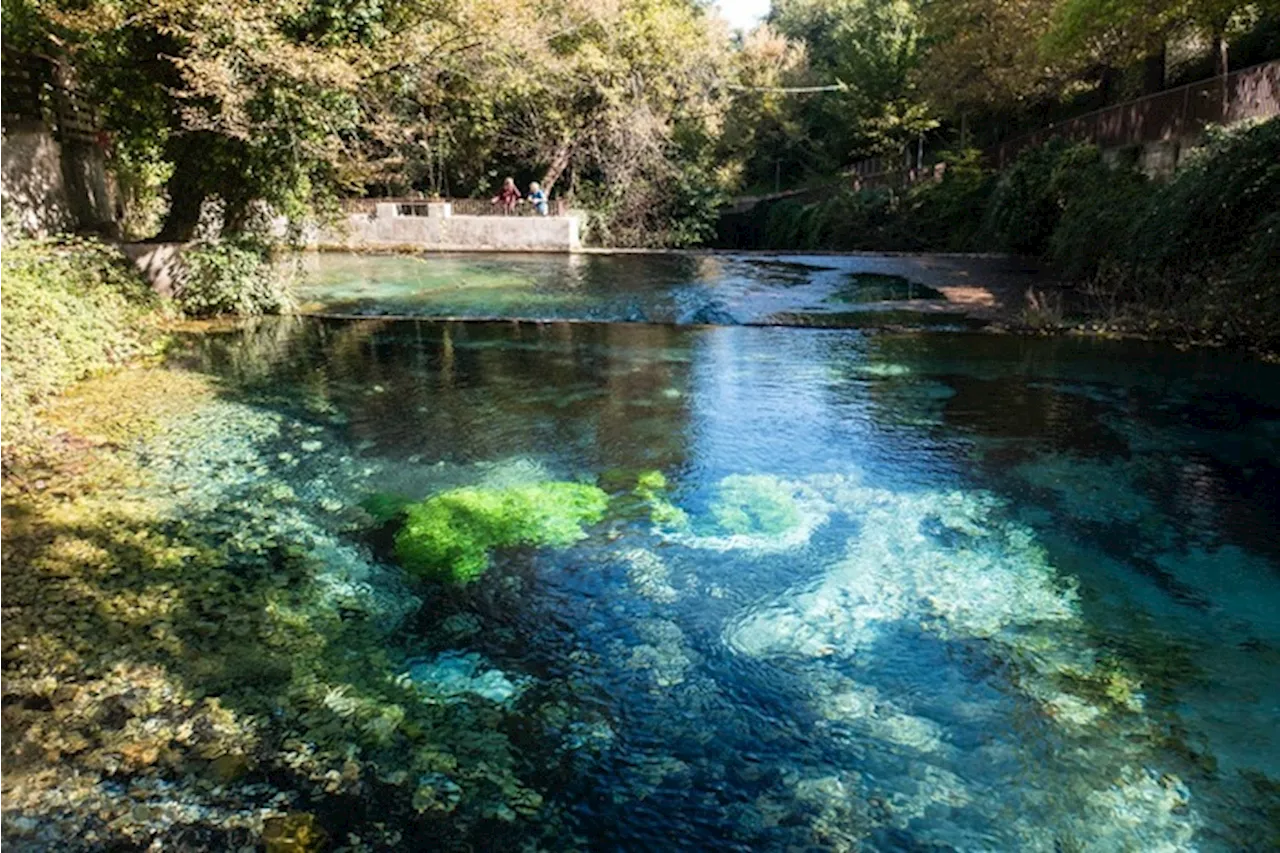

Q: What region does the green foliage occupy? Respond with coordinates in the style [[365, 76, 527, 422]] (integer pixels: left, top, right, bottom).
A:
[[763, 186, 898, 250], [770, 0, 933, 169], [982, 138, 1099, 256], [176, 239, 296, 318], [758, 151, 994, 253], [896, 148, 995, 250], [708, 474, 803, 537], [1049, 156, 1150, 280], [1109, 120, 1280, 348], [0, 236, 166, 461], [394, 482, 609, 583], [1125, 120, 1280, 283]]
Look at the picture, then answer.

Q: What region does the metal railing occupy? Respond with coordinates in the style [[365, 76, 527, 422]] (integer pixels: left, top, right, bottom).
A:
[[844, 159, 945, 190], [343, 196, 569, 217], [993, 59, 1280, 167]]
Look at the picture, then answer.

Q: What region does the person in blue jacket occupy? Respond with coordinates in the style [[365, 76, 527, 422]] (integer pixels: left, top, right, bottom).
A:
[[528, 181, 549, 216]]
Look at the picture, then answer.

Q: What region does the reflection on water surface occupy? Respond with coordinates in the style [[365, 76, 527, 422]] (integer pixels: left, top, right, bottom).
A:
[[5, 277, 1280, 850]]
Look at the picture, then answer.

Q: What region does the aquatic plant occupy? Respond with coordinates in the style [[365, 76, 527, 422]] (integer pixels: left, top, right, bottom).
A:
[[360, 491, 413, 525], [394, 481, 609, 582], [633, 470, 689, 530], [2, 365, 554, 849]]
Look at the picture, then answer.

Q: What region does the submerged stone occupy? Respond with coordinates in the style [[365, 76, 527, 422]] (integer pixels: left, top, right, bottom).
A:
[[662, 474, 831, 554], [262, 812, 326, 853], [403, 652, 528, 705]]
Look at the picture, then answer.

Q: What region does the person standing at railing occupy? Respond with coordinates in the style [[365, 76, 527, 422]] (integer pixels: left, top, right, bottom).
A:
[[528, 181, 549, 216], [491, 176, 521, 214]]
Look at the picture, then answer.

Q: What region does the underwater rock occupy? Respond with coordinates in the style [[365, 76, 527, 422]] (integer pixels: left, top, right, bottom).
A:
[[719, 478, 1209, 848], [1046, 766, 1200, 853], [622, 548, 679, 603], [438, 612, 483, 640], [663, 474, 831, 554], [790, 773, 870, 853], [1013, 453, 1159, 524], [814, 678, 948, 755], [4, 363, 563, 849], [624, 618, 696, 689], [262, 812, 326, 853], [393, 481, 609, 582], [402, 652, 528, 706], [724, 486, 1077, 660], [411, 773, 463, 814]]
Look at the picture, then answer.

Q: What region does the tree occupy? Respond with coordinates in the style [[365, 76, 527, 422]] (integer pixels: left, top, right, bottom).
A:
[[915, 0, 1066, 121], [718, 25, 814, 191], [769, 0, 935, 168]]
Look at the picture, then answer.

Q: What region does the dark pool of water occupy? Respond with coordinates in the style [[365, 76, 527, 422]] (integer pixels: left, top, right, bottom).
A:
[[294, 252, 1034, 326], [170, 316, 1280, 851]]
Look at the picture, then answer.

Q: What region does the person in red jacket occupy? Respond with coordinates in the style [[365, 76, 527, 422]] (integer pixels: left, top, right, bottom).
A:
[[491, 176, 522, 214]]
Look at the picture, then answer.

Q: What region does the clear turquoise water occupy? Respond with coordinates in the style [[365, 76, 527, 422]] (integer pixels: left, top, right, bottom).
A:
[[294, 252, 1034, 326], [169, 309, 1280, 850]]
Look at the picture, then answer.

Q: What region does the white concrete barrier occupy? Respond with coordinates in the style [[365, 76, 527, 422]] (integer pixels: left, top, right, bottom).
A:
[[318, 205, 581, 252]]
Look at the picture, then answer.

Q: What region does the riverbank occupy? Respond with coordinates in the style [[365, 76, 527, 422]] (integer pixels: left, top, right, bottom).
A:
[[722, 120, 1280, 357], [0, 237, 173, 471]]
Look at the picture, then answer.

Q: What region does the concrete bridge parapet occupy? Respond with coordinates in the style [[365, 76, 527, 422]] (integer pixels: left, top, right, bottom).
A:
[[320, 202, 581, 252]]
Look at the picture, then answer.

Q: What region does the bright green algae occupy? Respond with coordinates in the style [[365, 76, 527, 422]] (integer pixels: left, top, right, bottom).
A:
[[393, 482, 610, 582]]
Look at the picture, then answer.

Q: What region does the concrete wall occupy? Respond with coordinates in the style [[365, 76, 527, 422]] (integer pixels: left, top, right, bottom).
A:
[[118, 242, 187, 298], [1, 123, 76, 235], [319, 203, 582, 252], [1, 123, 116, 236]]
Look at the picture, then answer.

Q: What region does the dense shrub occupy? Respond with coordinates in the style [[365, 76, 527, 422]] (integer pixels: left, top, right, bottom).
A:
[[745, 120, 1279, 351], [1124, 121, 1280, 284], [757, 151, 993, 252], [175, 238, 296, 317], [579, 161, 726, 248], [1107, 121, 1280, 348], [896, 149, 995, 251], [762, 187, 897, 250], [1, 236, 167, 462], [1048, 153, 1150, 280], [982, 138, 1101, 256]]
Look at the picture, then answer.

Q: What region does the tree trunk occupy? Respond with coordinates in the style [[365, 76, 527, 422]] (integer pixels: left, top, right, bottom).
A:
[[1213, 28, 1229, 122], [1142, 37, 1167, 94], [155, 138, 209, 242], [1099, 65, 1121, 105], [541, 140, 575, 195]]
